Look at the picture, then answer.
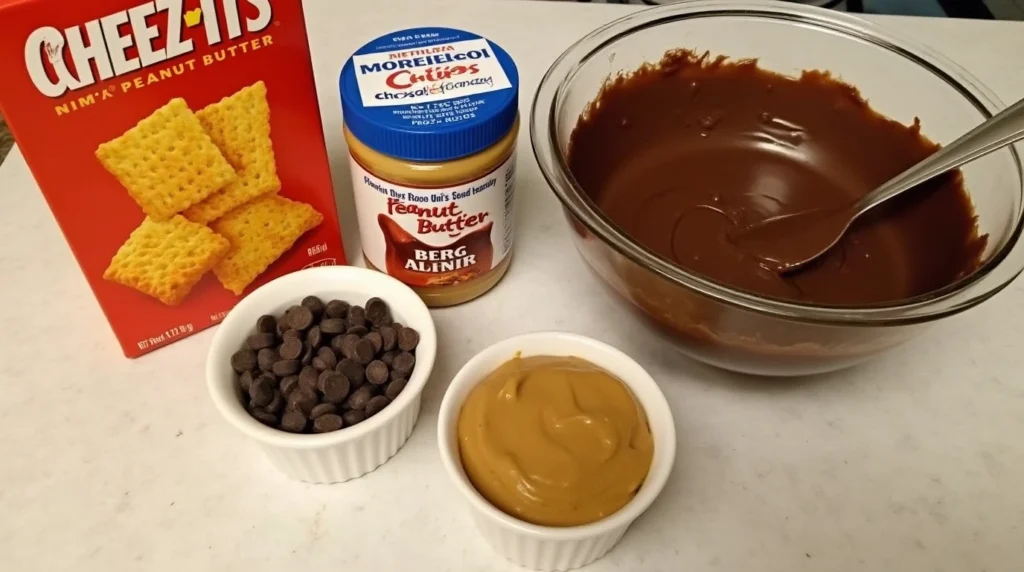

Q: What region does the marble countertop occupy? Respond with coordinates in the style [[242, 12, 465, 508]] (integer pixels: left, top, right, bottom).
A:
[[1, 1, 1022, 571]]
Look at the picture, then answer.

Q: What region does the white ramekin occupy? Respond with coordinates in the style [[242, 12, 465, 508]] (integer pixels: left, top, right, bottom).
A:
[[207, 266, 436, 484], [437, 332, 677, 571]]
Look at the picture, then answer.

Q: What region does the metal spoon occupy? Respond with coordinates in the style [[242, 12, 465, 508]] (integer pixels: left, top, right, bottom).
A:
[[732, 96, 1024, 274]]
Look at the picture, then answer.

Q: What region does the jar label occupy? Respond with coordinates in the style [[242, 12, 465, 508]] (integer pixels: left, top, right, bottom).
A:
[[350, 154, 516, 288], [351, 38, 513, 110]]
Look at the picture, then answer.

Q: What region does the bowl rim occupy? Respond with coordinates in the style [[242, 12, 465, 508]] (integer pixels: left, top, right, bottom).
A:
[[206, 266, 437, 449], [530, 0, 1024, 327], [436, 331, 677, 540]]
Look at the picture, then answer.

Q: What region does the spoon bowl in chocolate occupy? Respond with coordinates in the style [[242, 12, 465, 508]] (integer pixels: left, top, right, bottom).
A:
[[734, 96, 1024, 274]]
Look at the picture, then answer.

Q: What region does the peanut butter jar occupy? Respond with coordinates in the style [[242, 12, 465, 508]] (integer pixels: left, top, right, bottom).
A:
[[340, 27, 520, 307]]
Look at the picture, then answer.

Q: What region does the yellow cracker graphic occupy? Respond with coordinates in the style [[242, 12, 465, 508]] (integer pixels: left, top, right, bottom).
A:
[[183, 82, 282, 224], [211, 195, 323, 295], [96, 98, 237, 221], [103, 216, 231, 306]]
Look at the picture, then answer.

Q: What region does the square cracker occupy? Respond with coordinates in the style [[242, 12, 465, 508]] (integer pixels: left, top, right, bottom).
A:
[[103, 216, 231, 306], [96, 98, 237, 221], [182, 82, 282, 224], [211, 195, 323, 295]]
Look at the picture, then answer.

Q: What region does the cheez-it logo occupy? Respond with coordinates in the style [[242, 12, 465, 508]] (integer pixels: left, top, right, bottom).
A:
[[184, 8, 203, 28], [25, 0, 274, 98]]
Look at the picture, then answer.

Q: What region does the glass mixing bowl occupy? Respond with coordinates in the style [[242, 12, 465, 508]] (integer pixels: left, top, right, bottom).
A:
[[531, 0, 1024, 376]]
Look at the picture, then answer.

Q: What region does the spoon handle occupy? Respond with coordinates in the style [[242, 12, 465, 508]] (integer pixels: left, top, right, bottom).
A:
[[855, 96, 1024, 213]]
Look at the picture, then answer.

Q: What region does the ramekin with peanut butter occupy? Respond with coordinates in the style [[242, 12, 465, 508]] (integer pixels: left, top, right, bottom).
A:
[[437, 332, 676, 572], [459, 354, 654, 527]]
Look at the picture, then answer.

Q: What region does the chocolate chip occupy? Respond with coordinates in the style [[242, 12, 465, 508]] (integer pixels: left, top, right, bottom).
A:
[[392, 351, 415, 376], [320, 318, 346, 335], [315, 369, 331, 391], [301, 296, 326, 319], [366, 360, 389, 386], [280, 410, 308, 433], [310, 403, 337, 419], [279, 375, 299, 398], [264, 391, 284, 414], [325, 299, 349, 319], [390, 369, 407, 383], [313, 414, 344, 433], [257, 348, 279, 372], [347, 305, 366, 329], [231, 349, 257, 373], [380, 351, 396, 368], [239, 370, 254, 394], [367, 300, 392, 328], [336, 358, 365, 387], [282, 328, 302, 342], [379, 326, 398, 352], [365, 331, 383, 354], [287, 305, 315, 331], [248, 332, 277, 350], [272, 359, 301, 377], [385, 378, 407, 400], [311, 357, 329, 371], [345, 385, 374, 411], [397, 327, 420, 351], [287, 387, 318, 416], [315, 347, 337, 370], [300, 343, 314, 366], [329, 334, 347, 355], [353, 339, 375, 365], [279, 337, 303, 361], [365, 395, 391, 417], [346, 325, 369, 337], [306, 326, 322, 349], [256, 315, 277, 334], [365, 297, 388, 323], [250, 375, 275, 406], [284, 305, 300, 324], [298, 366, 320, 392], [250, 410, 278, 426], [320, 371, 351, 404], [342, 410, 366, 427], [340, 334, 361, 360]]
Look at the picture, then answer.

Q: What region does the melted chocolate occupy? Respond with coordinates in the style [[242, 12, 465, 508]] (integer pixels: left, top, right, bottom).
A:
[[567, 51, 986, 305]]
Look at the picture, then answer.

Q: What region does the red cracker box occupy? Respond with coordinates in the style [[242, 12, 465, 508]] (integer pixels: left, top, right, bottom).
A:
[[0, 0, 346, 357]]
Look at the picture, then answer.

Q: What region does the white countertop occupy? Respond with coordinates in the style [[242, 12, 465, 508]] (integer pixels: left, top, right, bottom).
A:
[[2, 1, 1023, 570]]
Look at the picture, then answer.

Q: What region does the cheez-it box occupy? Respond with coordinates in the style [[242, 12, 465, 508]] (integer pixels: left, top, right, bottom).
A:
[[0, 0, 346, 357]]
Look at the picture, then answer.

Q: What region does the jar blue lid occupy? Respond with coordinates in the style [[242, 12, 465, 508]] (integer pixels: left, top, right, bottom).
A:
[[339, 27, 520, 163]]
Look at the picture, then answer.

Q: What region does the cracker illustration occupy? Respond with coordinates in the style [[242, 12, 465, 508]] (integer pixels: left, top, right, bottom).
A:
[[96, 98, 237, 221], [211, 195, 323, 295], [183, 82, 282, 224], [104, 216, 231, 306]]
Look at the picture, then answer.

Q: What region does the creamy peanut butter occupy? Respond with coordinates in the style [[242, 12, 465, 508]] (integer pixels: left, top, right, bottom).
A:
[[457, 355, 654, 527]]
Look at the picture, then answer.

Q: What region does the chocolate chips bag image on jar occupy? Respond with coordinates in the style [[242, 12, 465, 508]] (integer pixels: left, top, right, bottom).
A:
[[339, 27, 520, 307]]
